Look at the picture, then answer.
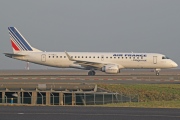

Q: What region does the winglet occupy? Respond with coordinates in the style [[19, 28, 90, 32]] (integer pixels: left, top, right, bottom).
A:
[[65, 51, 74, 61]]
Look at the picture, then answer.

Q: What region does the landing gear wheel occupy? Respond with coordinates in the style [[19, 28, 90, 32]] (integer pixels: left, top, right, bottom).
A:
[[88, 70, 96, 76], [92, 71, 95, 75], [155, 69, 161, 76], [156, 72, 159, 76]]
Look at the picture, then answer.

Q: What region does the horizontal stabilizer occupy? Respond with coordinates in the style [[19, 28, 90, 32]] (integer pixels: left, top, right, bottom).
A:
[[4, 53, 26, 58]]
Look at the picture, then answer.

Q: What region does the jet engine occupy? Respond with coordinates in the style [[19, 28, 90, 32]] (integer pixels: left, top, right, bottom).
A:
[[101, 65, 119, 74]]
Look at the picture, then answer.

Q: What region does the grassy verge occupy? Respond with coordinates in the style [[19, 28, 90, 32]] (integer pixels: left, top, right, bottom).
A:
[[104, 101, 180, 108], [98, 84, 180, 108]]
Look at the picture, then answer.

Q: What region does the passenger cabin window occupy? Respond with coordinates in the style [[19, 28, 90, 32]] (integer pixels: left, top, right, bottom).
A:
[[49, 56, 50, 58], [93, 56, 95, 58], [56, 56, 58, 58], [71, 56, 73, 58], [64, 56, 66, 58]]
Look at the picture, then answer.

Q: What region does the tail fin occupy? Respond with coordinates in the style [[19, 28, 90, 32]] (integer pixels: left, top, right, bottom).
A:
[[8, 27, 42, 53]]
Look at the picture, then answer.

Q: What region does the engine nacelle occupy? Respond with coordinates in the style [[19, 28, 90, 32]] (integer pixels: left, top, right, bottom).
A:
[[101, 65, 119, 74]]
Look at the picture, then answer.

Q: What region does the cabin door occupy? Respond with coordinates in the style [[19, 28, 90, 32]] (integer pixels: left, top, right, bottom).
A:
[[153, 56, 157, 64], [41, 54, 46, 62]]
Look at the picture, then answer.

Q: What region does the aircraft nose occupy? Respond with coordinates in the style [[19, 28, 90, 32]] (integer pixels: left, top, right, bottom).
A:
[[172, 62, 178, 68]]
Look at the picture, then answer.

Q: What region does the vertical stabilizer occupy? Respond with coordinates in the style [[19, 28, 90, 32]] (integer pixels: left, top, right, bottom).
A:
[[8, 27, 42, 53]]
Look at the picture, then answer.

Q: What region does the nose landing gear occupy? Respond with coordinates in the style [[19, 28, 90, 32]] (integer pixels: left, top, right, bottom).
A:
[[155, 69, 161, 76], [156, 71, 159, 76]]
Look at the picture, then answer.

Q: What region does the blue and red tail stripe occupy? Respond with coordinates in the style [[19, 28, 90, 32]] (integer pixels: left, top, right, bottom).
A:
[[8, 27, 33, 51], [9, 32, 25, 50], [11, 40, 20, 51]]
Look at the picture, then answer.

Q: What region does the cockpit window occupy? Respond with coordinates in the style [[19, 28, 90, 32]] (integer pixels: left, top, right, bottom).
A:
[[162, 56, 170, 59]]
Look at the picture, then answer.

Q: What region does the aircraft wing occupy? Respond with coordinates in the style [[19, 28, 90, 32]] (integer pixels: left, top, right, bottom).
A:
[[65, 51, 123, 69]]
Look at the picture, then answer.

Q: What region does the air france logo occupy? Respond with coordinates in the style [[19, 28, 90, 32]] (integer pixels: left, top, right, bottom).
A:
[[113, 54, 147, 57]]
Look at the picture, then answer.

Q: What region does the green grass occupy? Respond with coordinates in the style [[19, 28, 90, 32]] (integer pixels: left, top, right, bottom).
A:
[[98, 84, 180, 102], [104, 101, 180, 108]]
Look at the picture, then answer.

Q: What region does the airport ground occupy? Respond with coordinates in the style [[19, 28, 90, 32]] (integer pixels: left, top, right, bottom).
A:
[[0, 106, 179, 120], [0, 69, 180, 119], [0, 69, 180, 84]]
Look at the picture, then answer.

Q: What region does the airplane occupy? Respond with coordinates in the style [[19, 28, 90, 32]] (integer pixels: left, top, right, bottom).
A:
[[4, 27, 178, 76]]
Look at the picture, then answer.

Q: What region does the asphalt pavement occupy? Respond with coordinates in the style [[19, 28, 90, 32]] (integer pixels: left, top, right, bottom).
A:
[[0, 106, 179, 120]]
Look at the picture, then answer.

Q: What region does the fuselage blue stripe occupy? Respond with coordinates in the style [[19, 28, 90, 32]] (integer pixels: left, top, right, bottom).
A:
[[8, 27, 33, 51]]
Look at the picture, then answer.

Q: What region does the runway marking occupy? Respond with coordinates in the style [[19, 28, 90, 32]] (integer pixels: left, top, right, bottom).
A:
[[136, 79, 141, 81], [17, 113, 24, 114], [0, 76, 179, 83], [0, 112, 179, 118]]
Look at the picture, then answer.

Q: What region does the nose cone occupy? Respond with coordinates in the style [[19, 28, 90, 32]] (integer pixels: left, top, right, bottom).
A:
[[172, 62, 178, 68]]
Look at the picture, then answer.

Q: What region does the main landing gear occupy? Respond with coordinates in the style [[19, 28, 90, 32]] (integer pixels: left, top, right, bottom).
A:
[[88, 70, 96, 76]]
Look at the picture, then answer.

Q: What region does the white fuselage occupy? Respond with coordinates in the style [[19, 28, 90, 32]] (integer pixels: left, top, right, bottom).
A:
[[12, 52, 177, 70], [6, 27, 178, 75]]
